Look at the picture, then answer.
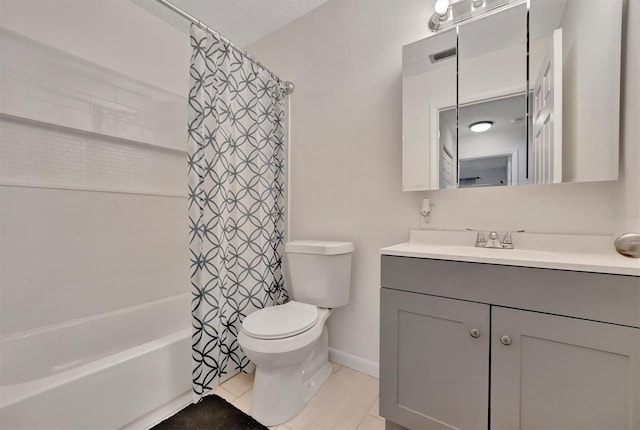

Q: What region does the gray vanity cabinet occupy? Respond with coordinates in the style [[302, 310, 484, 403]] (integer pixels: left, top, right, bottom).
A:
[[380, 289, 490, 430], [491, 307, 640, 430], [380, 255, 640, 430]]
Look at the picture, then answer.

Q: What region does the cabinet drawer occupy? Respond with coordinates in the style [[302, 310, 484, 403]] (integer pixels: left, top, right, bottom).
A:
[[381, 255, 640, 327]]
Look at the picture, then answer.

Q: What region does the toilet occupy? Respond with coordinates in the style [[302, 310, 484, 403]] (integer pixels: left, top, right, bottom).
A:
[[237, 240, 354, 426]]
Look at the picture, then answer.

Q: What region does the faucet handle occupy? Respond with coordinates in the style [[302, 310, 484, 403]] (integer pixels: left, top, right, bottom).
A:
[[465, 228, 486, 247], [502, 229, 525, 248]]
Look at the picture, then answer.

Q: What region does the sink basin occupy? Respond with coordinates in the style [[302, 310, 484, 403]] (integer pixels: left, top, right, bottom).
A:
[[380, 230, 640, 276]]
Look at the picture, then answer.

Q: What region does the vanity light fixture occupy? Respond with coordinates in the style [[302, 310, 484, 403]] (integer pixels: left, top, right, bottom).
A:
[[434, 0, 450, 15], [469, 121, 493, 132], [428, 0, 523, 32], [428, 0, 450, 31]]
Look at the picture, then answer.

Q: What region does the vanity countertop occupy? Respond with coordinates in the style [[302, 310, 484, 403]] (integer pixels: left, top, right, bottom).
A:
[[380, 231, 640, 276]]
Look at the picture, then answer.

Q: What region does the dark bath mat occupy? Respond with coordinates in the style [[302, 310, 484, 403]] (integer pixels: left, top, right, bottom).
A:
[[152, 394, 267, 430]]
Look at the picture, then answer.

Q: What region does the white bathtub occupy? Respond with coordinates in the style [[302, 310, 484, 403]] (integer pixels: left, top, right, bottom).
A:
[[0, 294, 192, 429]]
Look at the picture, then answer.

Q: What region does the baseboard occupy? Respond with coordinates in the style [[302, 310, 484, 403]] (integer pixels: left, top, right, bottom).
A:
[[329, 347, 379, 379], [121, 391, 192, 430]]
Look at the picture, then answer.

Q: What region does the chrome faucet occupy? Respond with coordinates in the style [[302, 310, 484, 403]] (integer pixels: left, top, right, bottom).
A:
[[486, 231, 502, 248], [501, 230, 525, 249], [465, 228, 486, 247], [466, 229, 525, 249]]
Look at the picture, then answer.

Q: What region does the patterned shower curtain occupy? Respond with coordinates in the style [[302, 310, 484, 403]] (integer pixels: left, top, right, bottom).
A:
[[187, 25, 288, 398]]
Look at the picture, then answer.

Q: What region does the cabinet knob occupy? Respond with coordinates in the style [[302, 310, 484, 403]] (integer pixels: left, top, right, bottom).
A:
[[500, 335, 512, 346], [469, 328, 481, 338]]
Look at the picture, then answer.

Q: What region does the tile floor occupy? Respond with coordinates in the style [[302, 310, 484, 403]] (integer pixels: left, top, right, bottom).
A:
[[210, 362, 384, 430]]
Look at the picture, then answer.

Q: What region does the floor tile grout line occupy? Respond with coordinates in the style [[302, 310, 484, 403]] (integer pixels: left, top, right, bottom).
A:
[[225, 363, 381, 429], [355, 408, 380, 430], [214, 386, 238, 402], [355, 412, 368, 430], [363, 395, 379, 420], [366, 411, 383, 420]]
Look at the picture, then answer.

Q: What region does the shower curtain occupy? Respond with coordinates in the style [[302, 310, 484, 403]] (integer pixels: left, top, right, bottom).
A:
[[187, 25, 288, 398]]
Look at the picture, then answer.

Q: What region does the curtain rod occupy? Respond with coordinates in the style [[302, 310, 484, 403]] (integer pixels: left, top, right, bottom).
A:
[[154, 0, 293, 94]]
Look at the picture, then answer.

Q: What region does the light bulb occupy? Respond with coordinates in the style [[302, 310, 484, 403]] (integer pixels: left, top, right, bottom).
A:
[[434, 0, 450, 16]]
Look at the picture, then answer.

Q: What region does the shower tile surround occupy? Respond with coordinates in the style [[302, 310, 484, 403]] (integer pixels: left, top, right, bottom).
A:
[[0, 28, 189, 335], [0, 118, 184, 195], [0, 28, 187, 158], [0, 186, 188, 334]]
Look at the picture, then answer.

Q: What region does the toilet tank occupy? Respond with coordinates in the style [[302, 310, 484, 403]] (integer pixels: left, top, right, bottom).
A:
[[285, 240, 354, 308]]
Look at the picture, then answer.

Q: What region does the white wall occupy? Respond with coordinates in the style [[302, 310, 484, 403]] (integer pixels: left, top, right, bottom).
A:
[[249, 0, 639, 374], [0, 0, 191, 335]]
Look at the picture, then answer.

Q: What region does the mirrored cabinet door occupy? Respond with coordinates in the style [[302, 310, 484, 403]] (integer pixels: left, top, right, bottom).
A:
[[530, 0, 622, 185], [457, 3, 527, 188], [402, 29, 457, 191]]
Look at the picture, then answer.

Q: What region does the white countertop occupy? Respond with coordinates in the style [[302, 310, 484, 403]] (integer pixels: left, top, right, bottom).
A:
[[380, 231, 640, 276]]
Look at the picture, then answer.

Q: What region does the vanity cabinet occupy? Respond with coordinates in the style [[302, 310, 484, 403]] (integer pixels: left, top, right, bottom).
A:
[[491, 307, 639, 429], [380, 256, 640, 430], [380, 289, 489, 429]]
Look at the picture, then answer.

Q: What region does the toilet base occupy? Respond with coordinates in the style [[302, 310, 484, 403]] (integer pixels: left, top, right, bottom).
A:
[[249, 327, 332, 426]]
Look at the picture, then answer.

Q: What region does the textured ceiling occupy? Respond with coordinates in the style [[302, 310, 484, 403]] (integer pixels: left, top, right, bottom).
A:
[[131, 0, 330, 47]]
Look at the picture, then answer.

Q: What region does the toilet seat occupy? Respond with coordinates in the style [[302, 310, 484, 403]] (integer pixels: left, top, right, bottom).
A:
[[242, 301, 319, 340]]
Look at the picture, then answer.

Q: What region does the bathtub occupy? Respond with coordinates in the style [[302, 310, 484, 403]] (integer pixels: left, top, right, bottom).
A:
[[0, 294, 192, 429]]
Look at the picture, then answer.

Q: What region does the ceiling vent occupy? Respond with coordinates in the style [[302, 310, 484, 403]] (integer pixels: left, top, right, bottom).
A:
[[429, 47, 457, 63]]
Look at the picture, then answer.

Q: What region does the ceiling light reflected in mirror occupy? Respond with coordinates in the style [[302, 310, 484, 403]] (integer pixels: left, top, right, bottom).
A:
[[469, 121, 493, 133]]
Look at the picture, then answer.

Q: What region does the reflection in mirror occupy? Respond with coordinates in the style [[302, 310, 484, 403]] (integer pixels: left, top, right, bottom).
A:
[[457, 3, 527, 187], [530, 0, 622, 183], [456, 94, 527, 188], [438, 106, 457, 189], [402, 29, 457, 191]]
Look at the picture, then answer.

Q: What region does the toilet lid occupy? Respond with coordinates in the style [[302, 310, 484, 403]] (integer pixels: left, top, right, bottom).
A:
[[242, 301, 319, 340]]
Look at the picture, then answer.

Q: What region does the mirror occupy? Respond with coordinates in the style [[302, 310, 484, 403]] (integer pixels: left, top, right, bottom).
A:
[[530, 0, 622, 184], [458, 3, 527, 188], [402, 29, 457, 191], [456, 94, 527, 187], [402, 0, 623, 191]]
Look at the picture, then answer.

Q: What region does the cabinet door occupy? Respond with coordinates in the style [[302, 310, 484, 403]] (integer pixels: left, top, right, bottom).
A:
[[492, 307, 640, 430], [380, 289, 490, 429]]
